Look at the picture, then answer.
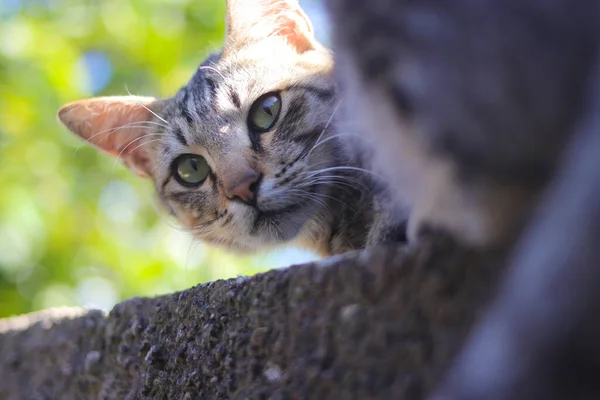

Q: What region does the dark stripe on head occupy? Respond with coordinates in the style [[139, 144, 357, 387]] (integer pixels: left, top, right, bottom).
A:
[[198, 53, 221, 106], [229, 88, 241, 109], [182, 56, 221, 121], [180, 89, 194, 124], [173, 127, 188, 146], [205, 77, 217, 101]]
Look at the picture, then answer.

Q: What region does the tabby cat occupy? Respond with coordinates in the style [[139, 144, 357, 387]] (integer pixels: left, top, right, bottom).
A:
[[58, 0, 407, 257], [327, 0, 600, 398]]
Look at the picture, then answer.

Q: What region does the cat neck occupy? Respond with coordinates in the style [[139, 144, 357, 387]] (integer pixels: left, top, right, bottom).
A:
[[296, 160, 406, 256], [298, 176, 372, 256]]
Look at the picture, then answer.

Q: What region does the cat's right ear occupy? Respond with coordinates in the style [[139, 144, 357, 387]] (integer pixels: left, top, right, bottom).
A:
[[225, 0, 319, 54], [57, 96, 164, 179]]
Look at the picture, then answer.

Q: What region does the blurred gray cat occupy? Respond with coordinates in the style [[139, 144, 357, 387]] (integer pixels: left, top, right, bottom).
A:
[[58, 0, 407, 257], [327, 0, 600, 398]]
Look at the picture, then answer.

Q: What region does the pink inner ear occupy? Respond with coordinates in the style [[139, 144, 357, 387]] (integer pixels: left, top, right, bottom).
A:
[[58, 96, 159, 178], [225, 0, 316, 54], [267, 1, 315, 53], [275, 16, 313, 53], [86, 104, 152, 157]]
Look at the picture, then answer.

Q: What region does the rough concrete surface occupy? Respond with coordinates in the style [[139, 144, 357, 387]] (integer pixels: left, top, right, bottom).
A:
[[0, 239, 504, 399]]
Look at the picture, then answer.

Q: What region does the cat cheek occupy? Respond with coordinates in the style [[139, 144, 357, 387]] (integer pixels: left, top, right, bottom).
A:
[[177, 211, 200, 230], [158, 196, 177, 217]]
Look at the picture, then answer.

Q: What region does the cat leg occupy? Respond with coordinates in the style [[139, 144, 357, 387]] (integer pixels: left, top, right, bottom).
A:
[[431, 61, 600, 400], [366, 195, 409, 247], [408, 161, 535, 249]]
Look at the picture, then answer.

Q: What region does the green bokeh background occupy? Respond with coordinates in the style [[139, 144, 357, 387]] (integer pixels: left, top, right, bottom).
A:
[[0, 0, 322, 318]]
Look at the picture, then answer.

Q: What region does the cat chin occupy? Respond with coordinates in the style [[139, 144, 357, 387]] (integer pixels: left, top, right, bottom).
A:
[[251, 209, 308, 241], [220, 198, 320, 251]]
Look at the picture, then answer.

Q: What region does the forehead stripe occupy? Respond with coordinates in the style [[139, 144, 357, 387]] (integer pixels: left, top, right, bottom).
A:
[[180, 89, 195, 124], [229, 88, 241, 109], [173, 127, 188, 146]]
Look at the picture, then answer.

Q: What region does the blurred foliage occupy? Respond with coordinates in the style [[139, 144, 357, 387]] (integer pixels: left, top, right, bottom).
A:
[[0, 0, 319, 318]]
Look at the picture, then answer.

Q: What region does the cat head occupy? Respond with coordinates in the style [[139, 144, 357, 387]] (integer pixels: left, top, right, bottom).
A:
[[58, 0, 340, 253]]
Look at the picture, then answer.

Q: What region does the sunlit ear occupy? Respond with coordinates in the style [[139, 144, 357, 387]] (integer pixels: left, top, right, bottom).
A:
[[58, 96, 164, 178], [225, 0, 318, 54]]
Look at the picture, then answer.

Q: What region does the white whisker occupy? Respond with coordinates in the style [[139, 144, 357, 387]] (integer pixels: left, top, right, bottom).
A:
[[125, 85, 170, 125], [110, 137, 162, 175], [300, 165, 386, 180], [305, 131, 354, 154], [198, 65, 226, 81], [72, 121, 166, 155], [305, 100, 342, 159]]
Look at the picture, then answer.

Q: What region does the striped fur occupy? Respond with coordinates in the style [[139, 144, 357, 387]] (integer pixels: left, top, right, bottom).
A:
[[58, 0, 408, 256]]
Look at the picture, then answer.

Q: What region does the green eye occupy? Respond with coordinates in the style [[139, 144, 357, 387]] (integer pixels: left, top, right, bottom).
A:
[[172, 154, 210, 187], [248, 93, 282, 132]]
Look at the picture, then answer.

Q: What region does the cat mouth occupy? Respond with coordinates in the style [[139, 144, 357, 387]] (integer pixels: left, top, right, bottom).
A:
[[249, 202, 306, 239], [253, 182, 320, 223], [254, 202, 304, 224], [248, 183, 322, 239]]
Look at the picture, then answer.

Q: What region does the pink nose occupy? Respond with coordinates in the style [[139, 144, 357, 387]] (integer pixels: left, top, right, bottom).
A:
[[224, 171, 261, 204]]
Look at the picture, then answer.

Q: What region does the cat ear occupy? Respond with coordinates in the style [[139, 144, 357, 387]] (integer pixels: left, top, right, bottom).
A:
[[57, 96, 163, 179], [225, 0, 318, 54]]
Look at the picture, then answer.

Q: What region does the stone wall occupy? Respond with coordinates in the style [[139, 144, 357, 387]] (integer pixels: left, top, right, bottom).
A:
[[0, 240, 502, 399]]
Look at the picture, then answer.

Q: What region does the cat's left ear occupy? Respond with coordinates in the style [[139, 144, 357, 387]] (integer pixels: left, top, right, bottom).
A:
[[57, 96, 164, 179], [225, 0, 319, 54]]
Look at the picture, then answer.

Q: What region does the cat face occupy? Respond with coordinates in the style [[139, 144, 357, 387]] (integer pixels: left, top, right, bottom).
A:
[[155, 45, 337, 251], [58, 0, 340, 252]]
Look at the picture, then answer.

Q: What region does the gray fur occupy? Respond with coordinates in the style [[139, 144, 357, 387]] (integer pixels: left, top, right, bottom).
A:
[[327, 0, 598, 246], [153, 24, 406, 254], [327, 0, 600, 398]]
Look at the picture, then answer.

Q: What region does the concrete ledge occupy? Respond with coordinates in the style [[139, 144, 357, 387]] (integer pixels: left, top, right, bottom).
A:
[[0, 240, 503, 399]]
